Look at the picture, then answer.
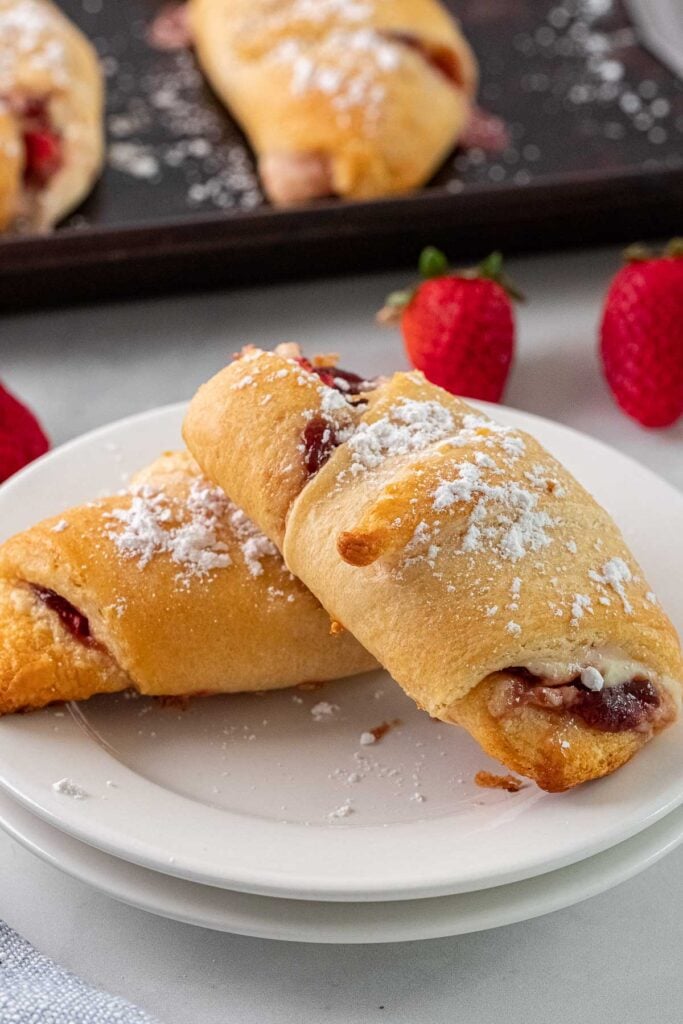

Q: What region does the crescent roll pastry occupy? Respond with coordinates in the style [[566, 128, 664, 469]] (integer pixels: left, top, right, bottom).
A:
[[189, 0, 477, 203], [0, 450, 376, 715], [184, 348, 683, 791], [0, 0, 104, 232]]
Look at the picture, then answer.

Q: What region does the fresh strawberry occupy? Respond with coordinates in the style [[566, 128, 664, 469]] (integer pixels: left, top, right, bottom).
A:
[[0, 382, 50, 483], [380, 248, 518, 403], [600, 241, 683, 428]]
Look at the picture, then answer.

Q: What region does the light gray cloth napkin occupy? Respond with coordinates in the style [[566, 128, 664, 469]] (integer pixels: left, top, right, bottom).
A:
[[0, 921, 162, 1024]]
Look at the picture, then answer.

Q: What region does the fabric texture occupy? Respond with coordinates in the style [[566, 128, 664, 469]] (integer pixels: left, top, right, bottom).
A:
[[0, 921, 162, 1024]]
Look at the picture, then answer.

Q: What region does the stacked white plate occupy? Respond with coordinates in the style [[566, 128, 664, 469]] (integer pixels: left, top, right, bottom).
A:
[[1, 402, 682, 944]]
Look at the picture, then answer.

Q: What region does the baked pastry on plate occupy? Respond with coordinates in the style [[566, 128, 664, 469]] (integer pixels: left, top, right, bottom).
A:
[[0, 450, 376, 715], [190, 0, 477, 203], [184, 347, 683, 791], [0, 0, 104, 232]]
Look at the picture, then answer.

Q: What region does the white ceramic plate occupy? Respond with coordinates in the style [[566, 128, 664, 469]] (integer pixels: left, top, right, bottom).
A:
[[1, 787, 682, 943], [0, 403, 682, 901]]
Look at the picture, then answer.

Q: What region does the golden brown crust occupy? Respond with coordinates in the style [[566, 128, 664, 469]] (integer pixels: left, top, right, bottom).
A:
[[184, 349, 683, 790], [182, 349, 362, 546], [0, 104, 22, 230], [0, 0, 104, 232], [189, 0, 477, 202], [0, 450, 376, 716]]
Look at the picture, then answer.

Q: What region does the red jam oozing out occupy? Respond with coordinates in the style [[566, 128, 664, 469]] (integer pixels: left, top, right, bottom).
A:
[[297, 359, 375, 476], [498, 671, 660, 733], [33, 586, 95, 646], [302, 416, 338, 476], [295, 357, 373, 397], [579, 679, 660, 732], [385, 32, 465, 89], [21, 101, 62, 188]]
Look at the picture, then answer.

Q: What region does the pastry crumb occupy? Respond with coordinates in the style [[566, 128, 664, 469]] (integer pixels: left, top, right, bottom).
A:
[[364, 719, 402, 743], [474, 770, 525, 792]]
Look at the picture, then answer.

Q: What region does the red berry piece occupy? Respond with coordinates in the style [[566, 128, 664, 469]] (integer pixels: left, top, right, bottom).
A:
[[0, 383, 50, 482], [380, 248, 519, 403], [600, 241, 683, 428]]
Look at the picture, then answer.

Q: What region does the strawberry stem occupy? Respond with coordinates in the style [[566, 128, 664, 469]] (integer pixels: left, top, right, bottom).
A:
[[378, 246, 522, 325], [467, 251, 525, 302], [384, 288, 415, 308], [418, 246, 450, 280], [623, 243, 653, 262], [624, 239, 683, 262]]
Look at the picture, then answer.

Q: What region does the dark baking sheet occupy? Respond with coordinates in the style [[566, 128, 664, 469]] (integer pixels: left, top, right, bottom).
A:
[[1, 0, 681, 310]]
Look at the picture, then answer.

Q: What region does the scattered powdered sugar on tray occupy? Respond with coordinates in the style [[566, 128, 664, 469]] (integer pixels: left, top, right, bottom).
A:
[[103, 41, 262, 213]]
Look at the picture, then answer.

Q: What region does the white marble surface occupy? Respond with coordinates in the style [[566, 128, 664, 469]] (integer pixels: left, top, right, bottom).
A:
[[2, 245, 683, 1023]]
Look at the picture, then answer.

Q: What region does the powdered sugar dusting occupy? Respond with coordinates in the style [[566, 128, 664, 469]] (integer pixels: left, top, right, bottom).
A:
[[105, 480, 232, 585], [0, 0, 68, 92], [346, 399, 456, 473], [228, 507, 278, 577], [259, 0, 407, 130], [434, 462, 557, 563], [104, 472, 281, 589], [570, 593, 593, 627], [589, 557, 634, 614]]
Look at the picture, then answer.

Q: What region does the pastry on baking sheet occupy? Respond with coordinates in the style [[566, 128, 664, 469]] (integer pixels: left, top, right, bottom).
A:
[[189, 0, 477, 203], [0, 450, 376, 715], [184, 348, 683, 791], [0, 0, 104, 232]]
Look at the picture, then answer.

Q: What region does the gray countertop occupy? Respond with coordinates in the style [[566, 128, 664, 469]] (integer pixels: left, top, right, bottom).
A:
[[2, 245, 682, 1023]]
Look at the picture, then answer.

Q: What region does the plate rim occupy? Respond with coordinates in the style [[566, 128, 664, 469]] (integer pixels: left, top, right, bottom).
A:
[[1, 786, 682, 943]]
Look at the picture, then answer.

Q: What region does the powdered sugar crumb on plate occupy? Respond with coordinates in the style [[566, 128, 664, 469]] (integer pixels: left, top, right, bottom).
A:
[[52, 778, 89, 800], [311, 701, 340, 721]]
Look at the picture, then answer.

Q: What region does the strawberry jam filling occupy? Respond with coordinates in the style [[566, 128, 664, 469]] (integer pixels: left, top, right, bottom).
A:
[[491, 670, 661, 733], [302, 417, 339, 475], [19, 100, 63, 189], [297, 359, 376, 476], [33, 586, 96, 647], [295, 358, 375, 397], [383, 32, 465, 89]]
